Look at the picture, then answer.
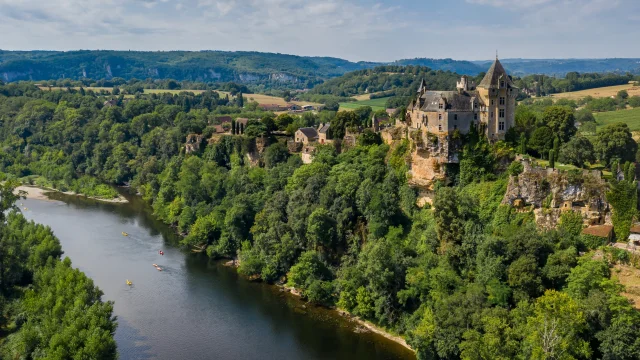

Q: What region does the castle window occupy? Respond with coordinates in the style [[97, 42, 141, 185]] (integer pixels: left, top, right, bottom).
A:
[[438, 114, 442, 120], [499, 121, 505, 131], [474, 113, 478, 120], [499, 97, 505, 105], [439, 103, 444, 110], [491, 112, 494, 118], [454, 114, 458, 120], [499, 109, 505, 118], [500, 80, 505, 88], [438, 124, 442, 131], [454, 125, 457, 130], [491, 100, 494, 105]]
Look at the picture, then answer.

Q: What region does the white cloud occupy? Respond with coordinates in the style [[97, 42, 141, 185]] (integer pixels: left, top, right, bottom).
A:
[[0, 0, 638, 61]]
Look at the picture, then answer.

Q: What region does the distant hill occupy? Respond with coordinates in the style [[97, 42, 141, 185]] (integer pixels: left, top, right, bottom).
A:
[[0, 50, 373, 86], [474, 58, 640, 77], [392, 58, 486, 75], [1, 50, 640, 86]]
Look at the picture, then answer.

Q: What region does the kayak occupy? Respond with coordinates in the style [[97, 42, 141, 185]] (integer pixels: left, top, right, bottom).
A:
[[122, 232, 128, 236], [126, 280, 132, 285]]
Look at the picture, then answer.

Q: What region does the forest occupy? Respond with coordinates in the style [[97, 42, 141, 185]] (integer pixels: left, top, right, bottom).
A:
[[514, 72, 636, 97], [0, 80, 639, 359], [0, 180, 117, 358]]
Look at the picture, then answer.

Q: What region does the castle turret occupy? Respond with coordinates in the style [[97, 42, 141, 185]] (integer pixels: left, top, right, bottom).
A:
[[476, 57, 517, 141]]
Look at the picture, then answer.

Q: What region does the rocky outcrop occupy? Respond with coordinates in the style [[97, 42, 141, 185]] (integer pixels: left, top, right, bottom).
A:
[[503, 159, 610, 228]]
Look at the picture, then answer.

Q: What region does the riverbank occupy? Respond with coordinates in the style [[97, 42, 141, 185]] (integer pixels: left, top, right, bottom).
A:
[[15, 185, 129, 204], [223, 258, 414, 352], [278, 284, 414, 352]]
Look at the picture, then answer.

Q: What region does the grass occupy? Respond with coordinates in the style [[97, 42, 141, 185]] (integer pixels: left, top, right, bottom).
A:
[[551, 82, 640, 101], [594, 107, 640, 131], [339, 97, 390, 111], [611, 264, 640, 310]]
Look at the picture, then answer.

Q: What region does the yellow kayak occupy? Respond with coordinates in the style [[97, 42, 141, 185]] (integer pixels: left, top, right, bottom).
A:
[[126, 280, 132, 286], [122, 232, 128, 236]]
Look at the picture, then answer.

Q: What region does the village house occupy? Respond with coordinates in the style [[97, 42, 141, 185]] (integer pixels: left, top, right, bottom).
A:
[[581, 225, 614, 245], [103, 99, 118, 108], [385, 109, 397, 118], [629, 225, 640, 247], [295, 127, 318, 144], [318, 123, 332, 144]]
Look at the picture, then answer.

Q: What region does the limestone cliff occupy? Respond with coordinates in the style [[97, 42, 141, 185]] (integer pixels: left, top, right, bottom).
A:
[[502, 159, 610, 229]]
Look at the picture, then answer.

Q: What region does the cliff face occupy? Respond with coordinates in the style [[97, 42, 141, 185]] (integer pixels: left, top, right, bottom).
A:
[[502, 160, 610, 229], [405, 129, 462, 187]]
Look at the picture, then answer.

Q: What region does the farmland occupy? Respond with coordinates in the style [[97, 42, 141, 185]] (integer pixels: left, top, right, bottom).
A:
[[594, 107, 640, 131], [551, 82, 640, 100], [339, 97, 390, 111]]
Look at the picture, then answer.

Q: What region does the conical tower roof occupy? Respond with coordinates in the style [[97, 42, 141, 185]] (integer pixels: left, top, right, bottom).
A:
[[417, 79, 427, 93], [477, 58, 515, 89]]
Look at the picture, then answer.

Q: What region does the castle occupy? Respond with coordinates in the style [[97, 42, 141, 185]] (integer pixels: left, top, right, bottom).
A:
[[406, 58, 517, 145]]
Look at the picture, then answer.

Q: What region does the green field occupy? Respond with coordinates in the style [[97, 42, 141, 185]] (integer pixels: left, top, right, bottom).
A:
[[594, 107, 640, 131], [339, 97, 389, 111]]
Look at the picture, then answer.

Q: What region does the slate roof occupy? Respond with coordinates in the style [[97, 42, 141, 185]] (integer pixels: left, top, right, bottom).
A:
[[419, 91, 479, 112], [298, 127, 318, 139], [581, 225, 613, 238], [477, 59, 516, 89], [318, 124, 330, 134]]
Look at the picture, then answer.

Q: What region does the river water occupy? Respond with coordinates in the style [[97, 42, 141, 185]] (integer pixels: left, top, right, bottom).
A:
[[19, 193, 415, 360]]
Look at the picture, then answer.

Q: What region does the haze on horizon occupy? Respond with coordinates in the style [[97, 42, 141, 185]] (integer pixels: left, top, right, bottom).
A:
[[1, 0, 639, 62]]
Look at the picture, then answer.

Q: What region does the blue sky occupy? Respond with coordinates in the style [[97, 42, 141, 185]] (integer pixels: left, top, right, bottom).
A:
[[0, 0, 639, 62]]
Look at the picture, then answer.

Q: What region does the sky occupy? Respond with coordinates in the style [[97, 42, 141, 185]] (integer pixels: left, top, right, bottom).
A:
[[0, 0, 639, 62]]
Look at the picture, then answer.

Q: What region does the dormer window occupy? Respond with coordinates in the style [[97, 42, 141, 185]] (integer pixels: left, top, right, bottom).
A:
[[438, 103, 444, 110], [500, 80, 505, 88]]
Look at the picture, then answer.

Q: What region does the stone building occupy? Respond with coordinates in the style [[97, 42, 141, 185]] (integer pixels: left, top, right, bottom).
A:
[[406, 57, 517, 147], [294, 127, 318, 144], [318, 123, 332, 144]]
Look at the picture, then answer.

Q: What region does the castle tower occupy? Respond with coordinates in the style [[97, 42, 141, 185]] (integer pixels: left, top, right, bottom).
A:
[[476, 57, 517, 141]]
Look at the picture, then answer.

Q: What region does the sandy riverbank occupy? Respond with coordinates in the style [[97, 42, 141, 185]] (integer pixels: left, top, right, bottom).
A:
[[15, 185, 129, 204]]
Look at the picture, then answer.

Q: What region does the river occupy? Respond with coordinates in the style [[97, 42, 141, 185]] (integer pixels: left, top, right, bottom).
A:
[[19, 193, 416, 360]]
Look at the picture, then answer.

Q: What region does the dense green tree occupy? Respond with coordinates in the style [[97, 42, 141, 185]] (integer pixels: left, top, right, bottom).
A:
[[594, 123, 638, 166], [558, 136, 595, 167], [528, 126, 554, 157], [541, 106, 576, 142]]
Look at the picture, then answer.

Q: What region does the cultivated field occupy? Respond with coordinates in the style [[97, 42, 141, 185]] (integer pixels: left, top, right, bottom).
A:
[[351, 92, 389, 101], [594, 107, 640, 131], [551, 82, 640, 101], [339, 97, 390, 111]]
